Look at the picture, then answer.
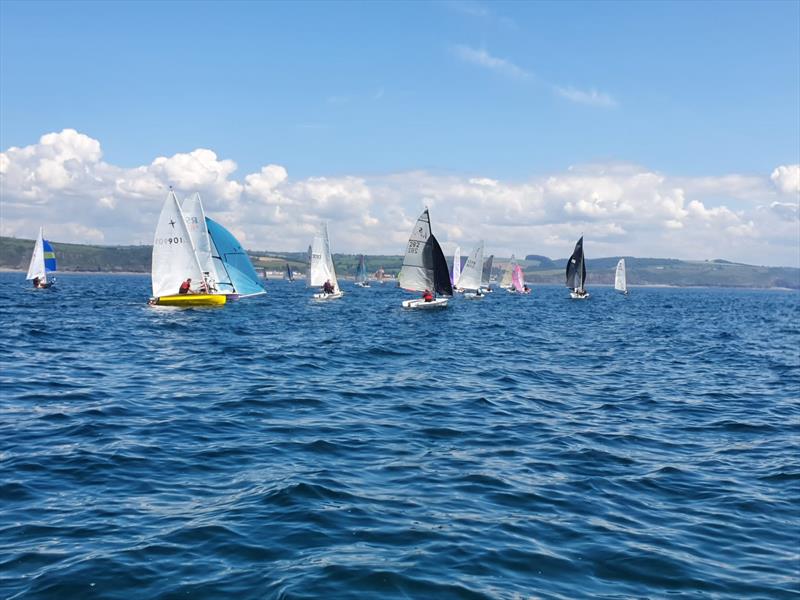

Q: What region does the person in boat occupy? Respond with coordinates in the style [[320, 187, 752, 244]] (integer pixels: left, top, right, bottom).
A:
[[322, 280, 335, 294], [422, 289, 433, 302], [179, 278, 194, 295], [523, 285, 530, 294], [476, 288, 483, 297], [32, 276, 40, 288]]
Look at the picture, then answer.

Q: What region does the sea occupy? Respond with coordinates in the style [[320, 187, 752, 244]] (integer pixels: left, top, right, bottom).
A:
[[1, 272, 798, 600]]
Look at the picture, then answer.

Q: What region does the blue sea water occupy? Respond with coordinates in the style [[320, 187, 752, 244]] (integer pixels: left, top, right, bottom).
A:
[[1, 272, 798, 599]]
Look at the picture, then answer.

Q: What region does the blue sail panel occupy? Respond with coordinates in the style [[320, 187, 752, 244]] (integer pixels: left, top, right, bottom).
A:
[[205, 218, 265, 296], [42, 240, 57, 272]]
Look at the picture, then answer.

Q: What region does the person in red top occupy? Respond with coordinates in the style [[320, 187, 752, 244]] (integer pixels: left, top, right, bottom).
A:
[[422, 289, 433, 302], [179, 278, 193, 294]]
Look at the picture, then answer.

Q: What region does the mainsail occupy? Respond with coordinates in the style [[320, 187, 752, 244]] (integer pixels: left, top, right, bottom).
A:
[[286, 263, 294, 282], [481, 254, 494, 289], [309, 223, 339, 292], [500, 255, 516, 288], [26, 227, 57, 284], [615, 258, 627, 293], [181, 193, 217, 288], [451, 246, 461, 286], [355, 254, 368, 283], [398, 209, 453, 296], [151, 191, 205, 297], [512, 264, 525, 293], [566, 236, 587, 291], [206, 218, 266, 297], [457, 241, 484, 291]]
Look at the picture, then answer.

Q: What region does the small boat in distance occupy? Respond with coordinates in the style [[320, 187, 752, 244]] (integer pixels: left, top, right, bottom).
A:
[[375, 267, 385, 284], [459, 241, 486, 300], [286, 263, 295, 282], [567, 236, 589, 299], [481, 254, 494, 293], [26, 227, 57, 289], [309, 224, 344, 300], [451, 246, 461, 291], [399, 208, 452, 309], [150, 191, 226, 306], [355, 254, 370, 287], [500, 255, 516, 292], [615, 258, 628, 295]]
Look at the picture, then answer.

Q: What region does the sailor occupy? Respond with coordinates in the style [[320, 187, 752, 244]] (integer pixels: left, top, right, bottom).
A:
[[179, 278, 193, 294], [523, 285, 530, 294], [32, 276, 40, 288], [422, 289, 433, 302], [322, 280, 335, 294]]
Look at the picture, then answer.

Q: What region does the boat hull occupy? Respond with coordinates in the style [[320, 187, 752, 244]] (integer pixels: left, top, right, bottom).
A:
[[463, 292, 485, 300], [570, 291, 590, 300], [402, 298, 449, 309], [312, 291, 344, 300], [152, 294, 227, 307], [355, 282, 370, 288]]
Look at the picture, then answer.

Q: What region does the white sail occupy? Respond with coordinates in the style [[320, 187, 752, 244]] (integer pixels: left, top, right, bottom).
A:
[[309, 223, 339, 291], [26, 227, 45, 281], [452, 246, 461, 287], [456, 241, 484, 291], [398, 209, 434, 292], [500, 254, 516, 288], [615, 258, 627, 292], [181, 193, 218, 287], [151, 191, 205, 297]]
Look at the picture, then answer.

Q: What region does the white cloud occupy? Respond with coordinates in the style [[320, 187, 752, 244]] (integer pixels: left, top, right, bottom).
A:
[[1, 129, 798, 267], [771, 164, 800, 195], [554, 86, 617, 108], [451, 45, 530, 79]]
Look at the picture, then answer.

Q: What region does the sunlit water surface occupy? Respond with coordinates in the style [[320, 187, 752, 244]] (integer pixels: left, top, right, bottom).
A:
[[1, 273, 798, 599]]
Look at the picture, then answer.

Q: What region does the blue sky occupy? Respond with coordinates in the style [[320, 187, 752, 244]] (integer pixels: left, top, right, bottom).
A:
[[1, 1, 799, 265]]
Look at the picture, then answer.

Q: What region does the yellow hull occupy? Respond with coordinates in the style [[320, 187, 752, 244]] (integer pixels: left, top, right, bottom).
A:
[[153, 294, 227, 307]]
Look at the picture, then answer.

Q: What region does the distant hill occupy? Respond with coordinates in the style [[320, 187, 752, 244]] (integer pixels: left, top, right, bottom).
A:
[[1, 236, 797, 289]]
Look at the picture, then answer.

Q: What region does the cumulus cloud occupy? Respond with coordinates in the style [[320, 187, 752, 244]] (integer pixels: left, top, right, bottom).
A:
[[771, 164, 800, 195], [1, 129, 798, 267]]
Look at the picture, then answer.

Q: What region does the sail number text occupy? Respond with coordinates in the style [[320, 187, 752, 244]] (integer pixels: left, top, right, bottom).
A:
[[155, 236, 186, 245]]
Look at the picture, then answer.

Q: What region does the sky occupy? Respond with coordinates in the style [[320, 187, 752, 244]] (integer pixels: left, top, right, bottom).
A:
[[1, 0, 799, 266]]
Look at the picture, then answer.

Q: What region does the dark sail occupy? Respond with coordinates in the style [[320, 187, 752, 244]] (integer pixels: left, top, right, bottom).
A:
[[431, 234, 453, 296], [286, 263, 294, 281], [482, 254, 494, 286], [566, 236, 586, 289]]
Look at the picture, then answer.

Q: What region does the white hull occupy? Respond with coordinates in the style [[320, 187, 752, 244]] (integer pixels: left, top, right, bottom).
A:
[[570, 291, 590, 299], [402, 298, 449, 309], [463, 292, 485, 300], [355, 282, 370, 288], [313, 291, 344, 300]]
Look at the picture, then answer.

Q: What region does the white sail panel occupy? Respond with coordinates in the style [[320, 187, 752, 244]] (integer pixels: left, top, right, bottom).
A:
[[615, 259, 627, 292], [151, 191, 205, 297], [452, 246, 461, 286], [500, 254, 516, 288], [182, 193, 218, 286], [26, 227, 45, 281], [309, 224, 339, 291], [457, 241, 484, 290], [398, 209, 434, 292]]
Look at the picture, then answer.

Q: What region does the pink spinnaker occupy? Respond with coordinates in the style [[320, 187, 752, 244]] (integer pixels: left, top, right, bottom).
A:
[[512, 265, 524, 293]]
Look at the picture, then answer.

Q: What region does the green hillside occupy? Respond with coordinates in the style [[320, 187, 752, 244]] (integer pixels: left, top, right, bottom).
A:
[[1, 236, 797, 289]]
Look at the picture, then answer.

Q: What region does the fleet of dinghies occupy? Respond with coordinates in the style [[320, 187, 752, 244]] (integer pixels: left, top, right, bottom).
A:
[[28, 202, 626, 305]]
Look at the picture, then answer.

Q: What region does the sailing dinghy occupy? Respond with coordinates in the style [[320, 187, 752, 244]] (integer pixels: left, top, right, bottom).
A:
[[512, 264, 530, 294], [150, 191, 226, 306], [566, 236, 589, 299], [355, 254, 370, 287], [26, 227, 57, 289], [451, 246, 461, 291], [286, 263, 295, 282], [500, 255, 516, 292], [481, 254, 494, 293], [615, 259, 628, 295], [459, 242, 486, 300], [398, 209, 452, 309], [309, 224, 344, 300]]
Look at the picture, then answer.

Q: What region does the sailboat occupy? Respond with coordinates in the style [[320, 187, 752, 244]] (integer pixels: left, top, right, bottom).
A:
[[481, 254, 494, 293], [375, 267, 385, 284], [512, 264, 530, 294], [355, 254, 370, 287], [459, 242, 486, 300], [451, 246, 461, 291], [150, 191, 226, 306], [26, 227, 57, 289], [566, 236, 589, 299], [615, 258, 628, 295], [309, 224, 343, 300], [398, 208, 452, 309], [500, 255, 516, 292], [286, 263, 295, 282], [182, 193, 266, 299]]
